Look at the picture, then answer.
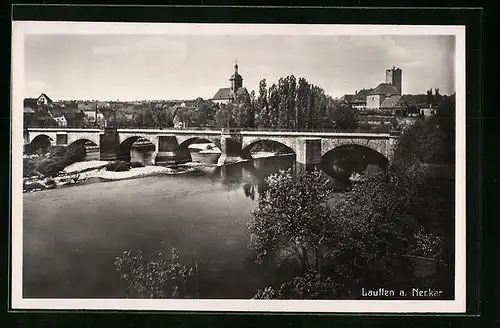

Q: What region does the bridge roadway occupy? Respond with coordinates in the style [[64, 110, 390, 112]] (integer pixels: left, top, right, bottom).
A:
[[25, 128, 399, 166]]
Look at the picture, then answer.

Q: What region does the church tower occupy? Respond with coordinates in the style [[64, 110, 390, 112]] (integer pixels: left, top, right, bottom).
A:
[[229, 60, 243, 99]]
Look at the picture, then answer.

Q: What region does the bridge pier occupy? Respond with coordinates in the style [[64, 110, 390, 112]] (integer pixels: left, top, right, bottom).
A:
[[217, 131, 246, 166], [99, 127, 120, 161], [130, 141, 155, 165], [296, 138, 322, 165], [153, 135, 191, 165]]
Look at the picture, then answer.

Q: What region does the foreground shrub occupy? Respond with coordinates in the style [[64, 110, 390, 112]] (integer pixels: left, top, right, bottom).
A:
[[254, 270, 339, 300], [44, 178, 57, 189], [36, 156, 72, 177], [64, 144, 87, 162], [51, 146, 67, 157], [105, 160, 131, 172], [114, 248, 195, 299], [130, 161, 145, 168], [23, 157, 38, 178]]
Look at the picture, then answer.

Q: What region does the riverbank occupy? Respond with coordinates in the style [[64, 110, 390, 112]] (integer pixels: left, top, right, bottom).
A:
[[22, 150, 297, 193], [23, 159, 218, 193]]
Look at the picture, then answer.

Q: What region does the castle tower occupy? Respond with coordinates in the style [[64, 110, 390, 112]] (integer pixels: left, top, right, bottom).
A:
[[386, 66, 402, 94], [230, 59, 243, 99]]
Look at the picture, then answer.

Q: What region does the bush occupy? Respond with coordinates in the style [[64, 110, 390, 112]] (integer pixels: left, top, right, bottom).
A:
[[23, 157, 38, 178], [130, 161, 145, 168], [51, 146, 67, 157], [106, 160, 131, 172], [64, 144, 87, 163], [45, 178, 57, 189], [36, 156, 72, 177], [254, 270, 339, 300], [114, 248, 195, 299]]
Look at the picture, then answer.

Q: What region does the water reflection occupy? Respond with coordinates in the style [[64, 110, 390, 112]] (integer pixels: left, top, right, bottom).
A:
[[188, 154, 339, 201], [184, 147, 386, 201], [322, 146, 387, 184]]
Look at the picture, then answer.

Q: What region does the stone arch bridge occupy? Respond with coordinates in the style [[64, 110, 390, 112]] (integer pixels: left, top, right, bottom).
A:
[[25, 128, 400, 166]]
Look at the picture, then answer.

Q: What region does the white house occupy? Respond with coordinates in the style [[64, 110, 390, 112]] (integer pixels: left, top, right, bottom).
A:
[[36, 93, 53, 106], [54, 115, 67, 127]]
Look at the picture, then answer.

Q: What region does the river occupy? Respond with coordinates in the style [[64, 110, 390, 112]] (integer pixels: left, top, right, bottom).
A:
[[23, 152, 353, 299]]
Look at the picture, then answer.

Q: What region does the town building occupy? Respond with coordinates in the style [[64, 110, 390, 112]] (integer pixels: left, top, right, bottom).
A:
[[23, 93, 57, 127], [36, 93, 53, 106], [53, 115, 68, 127], [212, 61, 249, 105], [366, 83, 401, 110], [349, 89, 372, 110], [343, 67, 407, 114]]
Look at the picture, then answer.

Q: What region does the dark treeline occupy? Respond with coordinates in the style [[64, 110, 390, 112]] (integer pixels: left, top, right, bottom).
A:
[[215, 76, 358, 131]]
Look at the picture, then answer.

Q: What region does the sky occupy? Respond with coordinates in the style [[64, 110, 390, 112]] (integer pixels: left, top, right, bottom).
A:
[[24, 34, 456, 101]]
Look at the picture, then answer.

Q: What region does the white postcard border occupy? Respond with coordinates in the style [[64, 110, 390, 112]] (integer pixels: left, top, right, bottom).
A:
[[11, 22, 467, 313]]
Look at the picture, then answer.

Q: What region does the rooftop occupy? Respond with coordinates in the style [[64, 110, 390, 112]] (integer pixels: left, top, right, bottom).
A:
[[369, 83, 400, 96], [380, 95, 407, 108], [212, 88, 232, 100]]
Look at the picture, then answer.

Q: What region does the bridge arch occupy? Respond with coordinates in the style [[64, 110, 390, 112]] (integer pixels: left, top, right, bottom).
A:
[[68, 138, 98, 147], [178, 136, 221, 150], [241, 138, 296, 158], [321, 144, 389, 183], [177, 137, 222, 164], [64, 139, 99, 162], [321, 137, 390, 159], [67, 133, 100, 147], [26, 134, 54, 154], [118, 136, 156, 162]]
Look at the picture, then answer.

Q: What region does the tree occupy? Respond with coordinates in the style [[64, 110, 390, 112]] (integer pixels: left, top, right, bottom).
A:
[[248, 90, 257, 128], [196, 101, 216, 127], [287, 75, 297, 129], [248, 169, 334, 274], [96, 116, 107, 128], [392, 118, 447, 165], [115, 111, 131, 128], [277, 77, 289, 129], [142, 107, 155, 128], [151, 105, 173, 128], [433, 88, 442, 106], [326, 165, 426, 295], [132, 112, 144, 128], [329, 101, 359, 130], [267, 83, 280, 128], [436, 94, 455, 164], [176, 107, 196, 128], [256, 79, 269, 128], [34, 105, 58, 128], [80, 115, 92, 128], [426, 88, 434, 107], [306, 85, 318, 129], [253, 74, 358, 131], [114, 248, 195, 299], [296, 78, 310, 130], [234, 91, 253, 128], [214, 103, 236, 128]]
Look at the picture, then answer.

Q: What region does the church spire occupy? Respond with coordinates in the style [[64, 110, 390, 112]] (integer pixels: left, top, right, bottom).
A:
[[234, 58, 238, 74]]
